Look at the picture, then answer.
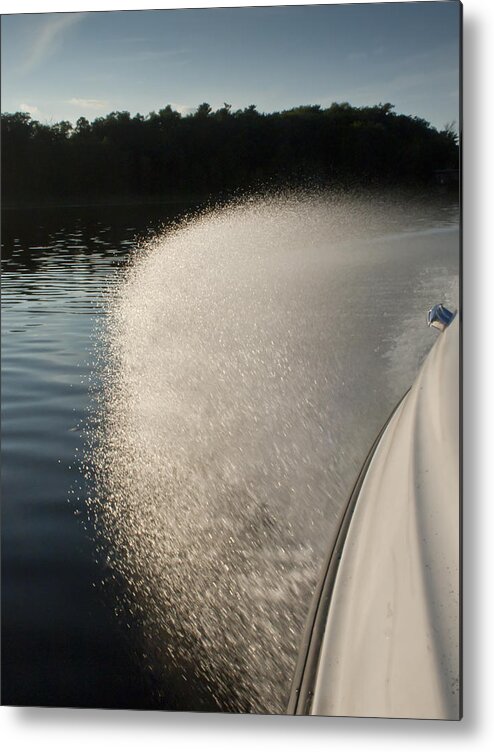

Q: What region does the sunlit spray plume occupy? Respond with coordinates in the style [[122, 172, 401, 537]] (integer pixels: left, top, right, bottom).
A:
[[82, 189, 458, 712]]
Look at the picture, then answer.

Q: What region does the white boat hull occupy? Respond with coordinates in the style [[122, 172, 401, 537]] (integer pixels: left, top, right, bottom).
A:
[[290, 316, 460, 719]]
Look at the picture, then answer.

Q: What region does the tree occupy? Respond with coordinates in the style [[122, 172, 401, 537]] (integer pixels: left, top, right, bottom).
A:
[[194, 102, 212, 118], [442, 121, 459, 145], [1, 101, 459, 205]]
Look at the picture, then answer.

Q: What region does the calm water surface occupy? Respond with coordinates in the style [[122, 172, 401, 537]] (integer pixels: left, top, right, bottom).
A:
[[1, 194, 459, 712], [2, 203, 204, 709]]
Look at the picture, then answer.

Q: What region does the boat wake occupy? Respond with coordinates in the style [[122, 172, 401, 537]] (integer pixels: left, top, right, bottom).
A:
[[83, 190, 458, 713]]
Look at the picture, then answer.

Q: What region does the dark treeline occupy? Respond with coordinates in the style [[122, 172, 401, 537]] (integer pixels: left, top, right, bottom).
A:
[[1, 102, 458, 205]]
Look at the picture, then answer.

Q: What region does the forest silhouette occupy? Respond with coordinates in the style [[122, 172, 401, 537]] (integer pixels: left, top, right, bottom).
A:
[[1, 102, 459, 206]]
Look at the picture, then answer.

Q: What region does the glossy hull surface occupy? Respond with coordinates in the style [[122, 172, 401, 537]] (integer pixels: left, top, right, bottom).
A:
[[296, 317, 460, 719]]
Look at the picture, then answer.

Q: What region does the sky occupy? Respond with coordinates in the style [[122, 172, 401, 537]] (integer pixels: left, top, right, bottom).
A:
[[1, 1, 461, 131]]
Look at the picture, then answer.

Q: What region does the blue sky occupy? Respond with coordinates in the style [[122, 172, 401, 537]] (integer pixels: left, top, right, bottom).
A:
[[1, 2, 460, 130]]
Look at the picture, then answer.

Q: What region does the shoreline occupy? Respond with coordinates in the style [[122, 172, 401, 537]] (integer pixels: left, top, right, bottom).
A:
[[1, 183, 459, 213], [1, 195, 213, 211]]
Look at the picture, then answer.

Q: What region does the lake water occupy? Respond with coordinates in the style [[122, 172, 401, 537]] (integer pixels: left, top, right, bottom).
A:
[[1, 191, 459, 713]]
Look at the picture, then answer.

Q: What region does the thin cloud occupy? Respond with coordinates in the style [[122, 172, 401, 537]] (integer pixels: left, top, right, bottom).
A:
[[18, 102, 50, 122], [68, 98, 109, 110], [19, 102, 40, 115], [135, 48, 188, 61], [346, 51, 368, 63], [18, 13, 86, 76], [170, 102, 195, 116], [105, 48, 189, 65]]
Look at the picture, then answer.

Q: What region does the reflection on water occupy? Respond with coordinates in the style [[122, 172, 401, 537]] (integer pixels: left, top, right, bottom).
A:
[[2, 191, 459, 712], [2, 201, 200, 709]]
